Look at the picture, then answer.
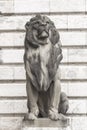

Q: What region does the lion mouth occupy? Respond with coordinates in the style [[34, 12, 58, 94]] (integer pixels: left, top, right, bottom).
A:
[[33, 29, 49, 45], [38, 31, 49, 39]]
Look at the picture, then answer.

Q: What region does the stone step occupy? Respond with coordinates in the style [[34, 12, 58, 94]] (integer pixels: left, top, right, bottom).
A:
[[21, 118, 70, 130]]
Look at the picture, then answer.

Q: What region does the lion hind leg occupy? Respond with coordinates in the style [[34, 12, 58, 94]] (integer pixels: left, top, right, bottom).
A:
[[47, 79, 68, 121], [58, 92, 69, 114]]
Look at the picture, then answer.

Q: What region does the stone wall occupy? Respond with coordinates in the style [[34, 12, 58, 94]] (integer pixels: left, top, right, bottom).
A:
[[0, 0, 87, 130]]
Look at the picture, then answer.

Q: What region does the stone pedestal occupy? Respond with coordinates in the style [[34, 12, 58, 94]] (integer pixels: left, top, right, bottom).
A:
[[21, 118, 70, 130]]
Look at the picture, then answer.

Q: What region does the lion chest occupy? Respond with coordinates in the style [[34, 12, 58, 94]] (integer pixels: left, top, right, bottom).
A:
[[39, 43, 51, 90], [27, 42, 52, 91]]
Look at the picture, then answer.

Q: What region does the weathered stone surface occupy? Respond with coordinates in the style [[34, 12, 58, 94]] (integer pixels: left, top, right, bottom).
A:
[[0, 0, 86, 13], [0, 116, 87, 130], [0, 117, 23, 130], [0, 0, 86, 130], [1, 15, 87, 30], [22, 118, 69, 128], [50, 0, 85, 12], [0, 99, 86, 114], [0, 0, 14, 13], [0, 65, 87, 80], [1, 48, 87, 64], [0, 32, 86, 47], [1, 82, 87, 97], [24, 15, 68, 121]]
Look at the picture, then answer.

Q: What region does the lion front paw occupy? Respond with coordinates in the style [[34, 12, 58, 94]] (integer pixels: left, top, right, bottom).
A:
[[49, 111, 59, 121], [48, 109, 59, 121], [57, 113, 68, 121], [24, 112, 37, 120], [48, 110, 68, 121]]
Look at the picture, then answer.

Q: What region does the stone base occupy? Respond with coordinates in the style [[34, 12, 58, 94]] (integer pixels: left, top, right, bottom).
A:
[[21, 118, 70, 130]]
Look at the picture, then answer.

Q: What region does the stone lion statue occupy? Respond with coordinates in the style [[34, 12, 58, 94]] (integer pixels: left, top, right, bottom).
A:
[[24, 15, 69, 121]]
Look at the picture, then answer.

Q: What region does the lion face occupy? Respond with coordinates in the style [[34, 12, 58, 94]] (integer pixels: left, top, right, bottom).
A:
[[25, 15, 59, 48], [32, 16, 50, 39]]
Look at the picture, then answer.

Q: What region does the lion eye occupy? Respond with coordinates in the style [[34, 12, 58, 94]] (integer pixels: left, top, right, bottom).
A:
[[37, 21, 40, 24], [46, 21, 49, 24]]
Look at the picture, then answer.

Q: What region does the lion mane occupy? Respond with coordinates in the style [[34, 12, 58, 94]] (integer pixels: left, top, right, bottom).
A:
[[25, 14, 60, 48]]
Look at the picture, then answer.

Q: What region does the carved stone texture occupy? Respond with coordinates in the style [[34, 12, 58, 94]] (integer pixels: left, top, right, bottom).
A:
[[24, 15, 69, 121], [22, 118, 70, 128]]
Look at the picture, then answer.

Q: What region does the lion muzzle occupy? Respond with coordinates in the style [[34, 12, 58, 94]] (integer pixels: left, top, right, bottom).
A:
[[38, 30, 49, 39]]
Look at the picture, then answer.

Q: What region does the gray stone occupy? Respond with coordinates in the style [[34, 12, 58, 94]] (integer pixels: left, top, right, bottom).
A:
[[24, 15, 69, 122], [22, 118, 70, 129]]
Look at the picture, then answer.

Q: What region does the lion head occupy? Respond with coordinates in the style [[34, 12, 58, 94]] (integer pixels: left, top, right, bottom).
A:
[[25, 15, 60, 48]]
